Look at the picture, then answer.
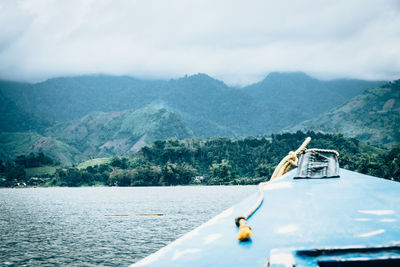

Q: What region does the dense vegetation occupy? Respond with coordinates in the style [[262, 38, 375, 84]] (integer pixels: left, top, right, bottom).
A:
[[0, 74, 397, 178], [0, 73, 389, 165], [292, 79, 400, 147], [0, 132, 84, 166], [1, 132, 399, 187], [0, 90, 49, 132], [45, 106, 194, 158], [0, 107, 192, 165], [0, 152, 57, 187], [14, 152, 55, 168], [244, 72, 384, 131], [0, 73, 383, 137]]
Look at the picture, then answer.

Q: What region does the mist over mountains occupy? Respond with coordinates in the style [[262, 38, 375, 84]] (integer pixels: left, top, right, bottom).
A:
[[0, 71, 393, 164]]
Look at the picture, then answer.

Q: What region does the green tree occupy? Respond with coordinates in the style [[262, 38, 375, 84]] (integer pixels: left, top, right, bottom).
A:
[[384, 145, 400, 181], [160, 162, 198, 185], [131, 165, 162, 186], [6, 165, 26, 182], [109, 170, 133, 186], [110, 157, 128, 169], [56, 168, 82, 186], [209, 160, 235, 184], [0, 160, 5, 173], [255, 163, 273, 178]]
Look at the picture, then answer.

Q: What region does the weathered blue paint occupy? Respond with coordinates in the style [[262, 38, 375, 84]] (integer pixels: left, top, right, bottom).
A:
[[131, 169, 400, 266], [275, 246, 400, 266]]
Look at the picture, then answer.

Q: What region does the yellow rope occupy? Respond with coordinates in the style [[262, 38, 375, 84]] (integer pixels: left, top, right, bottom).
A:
[[235, 137, 311, 241]]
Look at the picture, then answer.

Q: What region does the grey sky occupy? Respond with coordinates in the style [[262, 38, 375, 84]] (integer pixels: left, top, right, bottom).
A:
[[0, 0, 399, 85]]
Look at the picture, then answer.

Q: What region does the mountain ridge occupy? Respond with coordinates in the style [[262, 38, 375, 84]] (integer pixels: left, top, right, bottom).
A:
[[0, 90, 50, 132], [0, 72, 385, 137], [0, 72, 393, 164], [289, 80, 400, 147], [0, 132, 84, 166], [45, 106, 194, 158]]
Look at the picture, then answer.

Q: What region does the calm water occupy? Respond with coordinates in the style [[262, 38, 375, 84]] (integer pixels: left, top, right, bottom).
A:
[[0, 186, 255, 266]]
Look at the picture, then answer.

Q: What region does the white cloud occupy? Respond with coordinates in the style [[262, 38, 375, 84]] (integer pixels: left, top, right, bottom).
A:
[[0, 0, 399, 85]]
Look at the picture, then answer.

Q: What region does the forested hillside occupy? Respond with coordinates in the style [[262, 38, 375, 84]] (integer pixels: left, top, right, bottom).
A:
[[0, 91, 49, 132], [291, 80, 400, 147], [0, 76, 166, 122], [243, 72, 384, 131], [2, 132, 398, 187], [0, 73, 384, 137], [0, 132, 84, 165], [0, 73, 394, 165], [45, 106, 193, 158]]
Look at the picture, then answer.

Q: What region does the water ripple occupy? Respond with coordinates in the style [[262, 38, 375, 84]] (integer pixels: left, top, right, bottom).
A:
[[0, 186, 254, 266]]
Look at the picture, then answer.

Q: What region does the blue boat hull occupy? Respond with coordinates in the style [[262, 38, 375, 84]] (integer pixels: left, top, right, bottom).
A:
[[132, 169, 400, 266]]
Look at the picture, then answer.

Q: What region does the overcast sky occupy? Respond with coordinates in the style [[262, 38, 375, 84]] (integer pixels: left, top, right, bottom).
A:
[[0, 0, 399, 85]]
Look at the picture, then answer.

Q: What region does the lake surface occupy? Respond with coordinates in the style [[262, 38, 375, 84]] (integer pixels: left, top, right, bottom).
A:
[[0, 186, 255, 266]]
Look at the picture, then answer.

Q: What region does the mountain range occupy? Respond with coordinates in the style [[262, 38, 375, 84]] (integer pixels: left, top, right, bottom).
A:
[[0, 72, 393, 165], [290, 79, 400, 147], [1, 72, 384, 134], [0, 90, 49, 132], [45, 106, 193, 158]]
